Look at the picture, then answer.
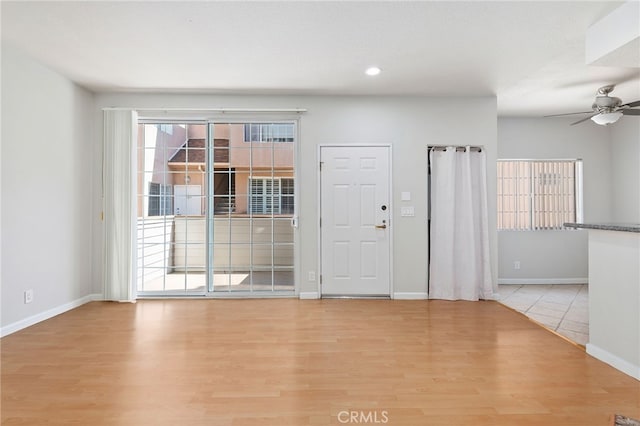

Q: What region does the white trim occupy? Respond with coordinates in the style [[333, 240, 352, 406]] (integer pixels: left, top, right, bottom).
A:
[[316, 145, 322, 297], [393, 292, 429, 300], [293, 119, 301, 297], [388, 146, 394, 298], [1, 294, 103, 337], [299, 292, 320, 300], [131, 110, 306, 122], [498, 278, 588, 285], [586, 343, 640, 380]]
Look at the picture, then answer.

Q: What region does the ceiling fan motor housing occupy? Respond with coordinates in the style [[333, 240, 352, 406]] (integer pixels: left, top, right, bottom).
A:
[[593, 95, 621, 112]]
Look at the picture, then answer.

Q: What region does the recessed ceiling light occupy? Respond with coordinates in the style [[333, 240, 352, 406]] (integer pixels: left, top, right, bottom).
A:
[[365, 67, 381, 76]]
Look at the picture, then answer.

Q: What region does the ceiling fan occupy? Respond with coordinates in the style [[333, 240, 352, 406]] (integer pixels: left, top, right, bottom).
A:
[[546, 85, 640, 126]]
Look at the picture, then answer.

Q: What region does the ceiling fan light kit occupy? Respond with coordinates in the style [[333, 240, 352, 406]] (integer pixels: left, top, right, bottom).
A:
[[591, 111, 623, 125]]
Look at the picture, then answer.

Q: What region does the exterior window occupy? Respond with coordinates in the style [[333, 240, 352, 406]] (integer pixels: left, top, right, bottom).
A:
[[249, 178, 294, 215], [148, 182, 173, 216], [157, 124, 173, 135], [244, 123, 294, 143], [280, 178, 294, 214], [497, 160, 582, 230]]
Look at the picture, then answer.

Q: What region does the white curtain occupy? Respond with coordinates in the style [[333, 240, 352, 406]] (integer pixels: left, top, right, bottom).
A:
[[103, 110, 137, 302], [428, 146, 493, 301]]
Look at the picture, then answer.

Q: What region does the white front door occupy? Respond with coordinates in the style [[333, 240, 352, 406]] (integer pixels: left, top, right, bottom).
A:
[[320, 146, 391, 296]]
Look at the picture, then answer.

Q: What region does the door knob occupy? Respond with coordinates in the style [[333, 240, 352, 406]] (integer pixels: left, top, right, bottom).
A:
[[375, 224, 387, 229]]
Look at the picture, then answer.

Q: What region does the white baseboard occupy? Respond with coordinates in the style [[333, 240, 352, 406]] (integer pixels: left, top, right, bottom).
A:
[[586, 343, 640, 380], [1, 293, 103, 338], [498, 278, 588, 285], [299, 292, 320, 300], [393, 292, 428, 300]]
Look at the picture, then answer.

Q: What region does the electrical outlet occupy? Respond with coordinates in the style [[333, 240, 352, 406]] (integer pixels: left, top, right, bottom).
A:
[[308, 271, 316, 282], [24, 289, 34, 304], [514, 261, 521, 270]]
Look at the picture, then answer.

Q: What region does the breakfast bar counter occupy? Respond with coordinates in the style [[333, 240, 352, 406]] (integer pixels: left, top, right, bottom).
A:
[[564, 223, 640, 379]]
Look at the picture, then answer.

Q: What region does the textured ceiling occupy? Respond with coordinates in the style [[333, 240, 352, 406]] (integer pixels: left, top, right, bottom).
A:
[[2, 1, 639, 116]]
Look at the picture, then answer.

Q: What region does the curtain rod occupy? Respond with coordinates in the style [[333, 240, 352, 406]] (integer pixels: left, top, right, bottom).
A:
[[102, 107, 307, 113], [429, 146, 483, 152]]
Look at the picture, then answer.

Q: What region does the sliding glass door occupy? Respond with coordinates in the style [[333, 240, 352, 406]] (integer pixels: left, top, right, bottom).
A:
[[209, 122, 295, 293], [136, 122, 208, 295], [136, 120, 296, 296]]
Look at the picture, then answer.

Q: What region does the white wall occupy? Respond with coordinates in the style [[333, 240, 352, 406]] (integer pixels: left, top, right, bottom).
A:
[[587, 230, 640, 379], [1, 43, 96, 333], [610, 117, 640, 223], [497, 118, 611, 283], [92, 93, 498, 298]]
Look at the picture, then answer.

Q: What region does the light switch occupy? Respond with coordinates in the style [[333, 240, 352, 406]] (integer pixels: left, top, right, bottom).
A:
[[401, 206, 415, 217], [401, 191, 411, 201]]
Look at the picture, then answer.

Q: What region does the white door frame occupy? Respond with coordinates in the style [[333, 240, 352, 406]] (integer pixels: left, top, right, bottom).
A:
[[317, 144, 394, 298]]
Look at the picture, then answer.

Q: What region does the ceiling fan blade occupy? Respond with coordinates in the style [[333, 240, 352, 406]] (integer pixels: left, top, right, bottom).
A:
[[622, 100, 640, 108], [622, 109, 640, 115], [570, 114, 598, 126], [544, 111, 593, 117]]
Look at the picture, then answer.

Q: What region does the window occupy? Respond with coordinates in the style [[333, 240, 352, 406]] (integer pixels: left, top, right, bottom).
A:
[[497, 160, 582, 230], [157, 124, 174, 135], [244, 123, 294, 143], [249, 178, 295, 215], [280, 178, 294, 214], [147, 182, 173, 216]]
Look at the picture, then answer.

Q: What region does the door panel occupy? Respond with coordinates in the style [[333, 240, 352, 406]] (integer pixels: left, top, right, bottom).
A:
[[320, 146, 390, 296]]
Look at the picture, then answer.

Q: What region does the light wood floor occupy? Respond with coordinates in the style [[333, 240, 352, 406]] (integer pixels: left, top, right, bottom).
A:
[[2, 300, 638, 426]]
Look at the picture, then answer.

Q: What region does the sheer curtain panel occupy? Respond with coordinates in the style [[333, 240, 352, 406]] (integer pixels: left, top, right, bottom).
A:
[[103, 110, 137, 302], [428, 146, 493, 301]]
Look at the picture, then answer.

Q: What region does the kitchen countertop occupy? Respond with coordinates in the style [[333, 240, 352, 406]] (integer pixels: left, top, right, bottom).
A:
[[564, 222, 640, 233]]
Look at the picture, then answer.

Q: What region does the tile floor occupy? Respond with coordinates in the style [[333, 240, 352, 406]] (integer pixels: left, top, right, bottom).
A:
[[497, 284, 588, 346]]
